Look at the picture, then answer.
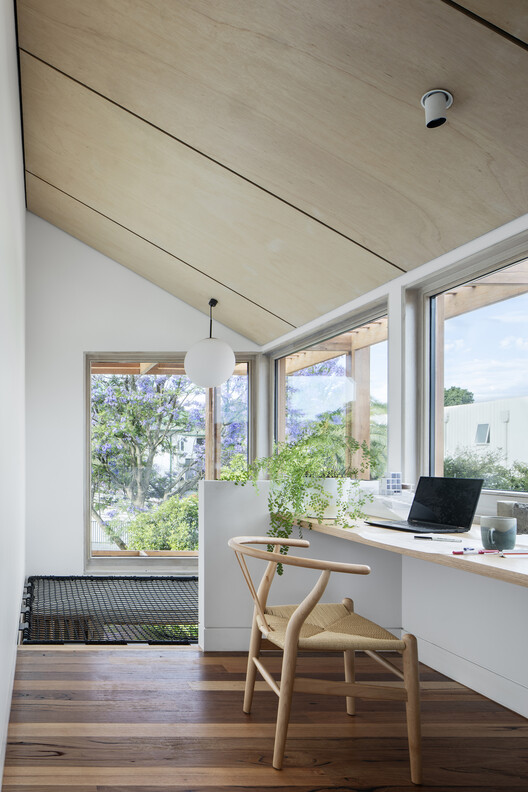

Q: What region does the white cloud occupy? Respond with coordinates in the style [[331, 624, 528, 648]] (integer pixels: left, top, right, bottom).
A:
[[445, 355, 528, 401], [500, 336, 528, 350], [445, 339, 467, 353]]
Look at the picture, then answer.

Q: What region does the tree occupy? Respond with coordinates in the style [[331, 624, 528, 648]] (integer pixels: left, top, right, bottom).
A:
[[219, 373, 249, 470], [369, 398, 388, 479], [91, 374, 205, 547], [444, 386, 474, 406], [443, 448, 510, 490], [444, 448, 528, 493], [126, 494, 199, 551], [284, 357, 388, 481]]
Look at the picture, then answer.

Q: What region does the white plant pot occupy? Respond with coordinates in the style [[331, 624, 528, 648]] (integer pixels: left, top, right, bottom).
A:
[[304, 478, 353, 519]]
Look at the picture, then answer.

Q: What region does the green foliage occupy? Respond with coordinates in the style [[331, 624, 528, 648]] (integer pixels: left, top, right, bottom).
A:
[[126, 494, 199, 551], [503, 461, 528, 492], [444, 448, 528, 493], [220, 453, 251, 482], [369, 399, 387, 480], [229, 415, 373, 570], [444, 386, 474, 406]]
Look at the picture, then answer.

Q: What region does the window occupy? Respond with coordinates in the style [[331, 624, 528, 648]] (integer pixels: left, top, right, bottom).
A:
[[431, 259, 528, 492], [275, 316, 388, 480], [475, 423, 490, 445], [89, 359, 249, 554]]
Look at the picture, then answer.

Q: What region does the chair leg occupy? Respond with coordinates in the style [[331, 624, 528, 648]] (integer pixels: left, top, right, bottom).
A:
[[402, 633, 422, 785], [243, 616, 262, 714], [273, 643, 298, 769], [344, 649, 356, 715]]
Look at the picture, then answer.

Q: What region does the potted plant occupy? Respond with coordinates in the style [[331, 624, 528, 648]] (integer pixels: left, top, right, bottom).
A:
[[227, 414, 372, 567]]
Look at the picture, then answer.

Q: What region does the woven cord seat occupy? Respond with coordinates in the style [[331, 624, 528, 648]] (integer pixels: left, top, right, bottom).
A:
[[228, 536, 422, 784], [263, 602, 406, 651]]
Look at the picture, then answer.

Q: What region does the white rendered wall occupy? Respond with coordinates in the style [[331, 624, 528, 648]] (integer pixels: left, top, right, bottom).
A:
[[402, 556, 528, 718], [0, 0, 26, 773], [25, 215, 258, 576], [199, 480, 402, 650]]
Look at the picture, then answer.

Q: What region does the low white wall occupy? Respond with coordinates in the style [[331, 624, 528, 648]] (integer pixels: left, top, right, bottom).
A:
[[402, 556, 528, 718], [199, 480, 402, 651], [0, 0, 26, 775], [25, 215, 257, 576]]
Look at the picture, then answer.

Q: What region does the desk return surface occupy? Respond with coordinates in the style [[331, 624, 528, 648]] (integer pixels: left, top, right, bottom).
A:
[[295, 519, 528, 588]]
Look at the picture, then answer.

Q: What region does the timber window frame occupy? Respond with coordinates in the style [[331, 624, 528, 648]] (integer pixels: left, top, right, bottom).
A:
[[425, 254, 528, 507], [272, 306, 389, 479], [84, 352, 255, 572]]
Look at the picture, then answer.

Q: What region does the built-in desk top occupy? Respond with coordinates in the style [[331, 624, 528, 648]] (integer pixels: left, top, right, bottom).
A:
[[295, 518, 528, 588]]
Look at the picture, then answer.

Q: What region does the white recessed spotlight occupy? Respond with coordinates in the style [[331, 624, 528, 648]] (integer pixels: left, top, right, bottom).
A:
[[420, 89, 453, 128]]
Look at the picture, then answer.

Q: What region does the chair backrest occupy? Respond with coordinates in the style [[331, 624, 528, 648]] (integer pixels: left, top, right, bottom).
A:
[[228, 535, 370, 636]]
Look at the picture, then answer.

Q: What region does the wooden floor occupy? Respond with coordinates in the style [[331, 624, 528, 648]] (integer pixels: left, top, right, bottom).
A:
[[3, 646, 527, 790]]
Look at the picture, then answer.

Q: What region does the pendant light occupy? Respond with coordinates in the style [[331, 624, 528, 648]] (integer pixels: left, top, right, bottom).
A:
[[184, 298, 236, 388]]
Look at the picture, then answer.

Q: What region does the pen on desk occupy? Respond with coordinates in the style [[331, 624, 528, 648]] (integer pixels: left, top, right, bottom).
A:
[[413, 536, 462, 542], [452, 548, 526, 555]]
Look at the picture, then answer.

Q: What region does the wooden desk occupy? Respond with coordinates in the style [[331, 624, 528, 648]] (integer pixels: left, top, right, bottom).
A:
[[295, 518, 528, 588]]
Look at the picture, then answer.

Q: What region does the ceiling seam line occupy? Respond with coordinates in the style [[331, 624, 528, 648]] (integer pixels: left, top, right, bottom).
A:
[[19, 48, 406, 276], [26, 170, 296, 329], [13, 2, 28, 209], [440, 0, 528, 51]]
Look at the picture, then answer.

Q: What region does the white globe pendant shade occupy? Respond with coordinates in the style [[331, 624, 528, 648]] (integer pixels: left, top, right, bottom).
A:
[[184, 336, 236, 388]]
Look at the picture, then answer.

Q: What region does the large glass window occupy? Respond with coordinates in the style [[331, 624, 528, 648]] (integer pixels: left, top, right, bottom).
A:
[[276, 316, 388, 480], [89, 359, 249, 554], [431, 259, 528, 491]]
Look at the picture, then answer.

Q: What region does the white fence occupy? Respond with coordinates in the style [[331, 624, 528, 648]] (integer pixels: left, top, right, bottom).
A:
[[91, 520, 130, 547]]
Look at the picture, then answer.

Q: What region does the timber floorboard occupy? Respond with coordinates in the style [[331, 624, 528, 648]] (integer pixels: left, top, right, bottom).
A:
[[3, 647, 527, 791]]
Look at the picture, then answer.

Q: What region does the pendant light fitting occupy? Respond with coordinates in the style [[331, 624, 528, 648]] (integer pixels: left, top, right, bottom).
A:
[[184, 298, 236, 389]]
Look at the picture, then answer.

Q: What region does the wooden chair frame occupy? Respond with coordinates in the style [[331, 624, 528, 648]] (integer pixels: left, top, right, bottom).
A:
[[228, 535, 422, 784]]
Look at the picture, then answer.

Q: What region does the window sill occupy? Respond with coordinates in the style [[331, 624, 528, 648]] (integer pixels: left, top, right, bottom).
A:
[[85, 554, 198, 575]]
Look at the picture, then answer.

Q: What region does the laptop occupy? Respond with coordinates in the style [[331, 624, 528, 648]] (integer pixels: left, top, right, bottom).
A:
[[365, 476, 483, 534]]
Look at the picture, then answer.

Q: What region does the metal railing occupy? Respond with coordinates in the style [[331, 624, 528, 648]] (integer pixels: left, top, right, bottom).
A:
[[91, 520, 130, 546]]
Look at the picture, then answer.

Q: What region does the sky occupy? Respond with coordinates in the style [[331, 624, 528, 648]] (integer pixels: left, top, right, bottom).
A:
[[444, 292, 528, 402]]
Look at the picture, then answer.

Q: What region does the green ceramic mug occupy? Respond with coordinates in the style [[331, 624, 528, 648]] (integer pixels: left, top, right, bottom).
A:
[[480, 516, 517, 551]]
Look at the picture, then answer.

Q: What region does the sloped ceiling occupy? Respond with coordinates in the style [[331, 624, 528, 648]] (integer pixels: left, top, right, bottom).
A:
[[16, 0, 528, 344]]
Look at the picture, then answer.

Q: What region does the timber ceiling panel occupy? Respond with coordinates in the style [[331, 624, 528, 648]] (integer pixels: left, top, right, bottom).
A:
[[454, 0, 528, 43], [16, 0, 528, 345]]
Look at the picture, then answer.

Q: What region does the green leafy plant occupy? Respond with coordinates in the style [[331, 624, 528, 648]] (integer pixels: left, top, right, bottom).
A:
[[229, 416, 372, 569], [126, 494, 198, 551]]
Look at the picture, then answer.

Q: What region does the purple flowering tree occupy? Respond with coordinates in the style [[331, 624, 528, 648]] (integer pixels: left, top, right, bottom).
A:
[[91, 374, 205, 547]]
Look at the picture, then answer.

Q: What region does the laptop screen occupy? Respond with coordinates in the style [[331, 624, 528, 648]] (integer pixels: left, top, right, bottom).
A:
[[408, 477, 483, 529]]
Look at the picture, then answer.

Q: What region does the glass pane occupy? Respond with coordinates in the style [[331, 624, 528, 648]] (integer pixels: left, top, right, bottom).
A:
[[475, 424, 490, 444], [277, 317, 388, 480], [90, 361, 205, 553], [433, 259, 528, 491], [219, 363, 249, 477]]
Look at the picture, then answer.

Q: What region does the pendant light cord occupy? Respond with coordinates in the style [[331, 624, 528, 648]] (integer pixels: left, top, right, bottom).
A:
[[208, 298, 218, 339]]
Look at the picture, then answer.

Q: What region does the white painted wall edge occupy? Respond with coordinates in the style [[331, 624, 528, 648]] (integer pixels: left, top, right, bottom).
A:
[[416, 636, 528, 719]]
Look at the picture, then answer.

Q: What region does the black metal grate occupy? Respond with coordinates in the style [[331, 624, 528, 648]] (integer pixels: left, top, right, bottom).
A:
[[22, 576, 198, 644]]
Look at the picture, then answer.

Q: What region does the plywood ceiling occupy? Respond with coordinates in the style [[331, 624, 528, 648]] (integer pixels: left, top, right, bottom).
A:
[[16, 0, 528, 344]]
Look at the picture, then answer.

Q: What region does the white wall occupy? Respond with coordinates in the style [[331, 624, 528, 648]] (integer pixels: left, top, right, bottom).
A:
[[199, 481, 402, 650], [445, 396, 528, 467], [0, 0, 26, 773], [402, 557, 528, 717], [25, 215, 258, 575]]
